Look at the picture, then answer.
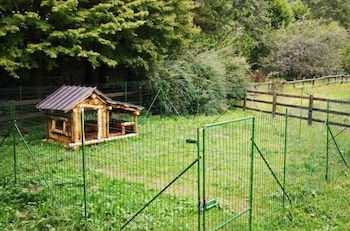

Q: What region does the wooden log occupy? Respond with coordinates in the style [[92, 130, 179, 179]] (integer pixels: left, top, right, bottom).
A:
[[272, 91, 277, 117], [307, 95, 314, 126]]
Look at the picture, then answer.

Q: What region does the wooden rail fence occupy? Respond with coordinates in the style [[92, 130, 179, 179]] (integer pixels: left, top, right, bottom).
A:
[[236, 90, 350, 128], [251, 74, 350, 90]]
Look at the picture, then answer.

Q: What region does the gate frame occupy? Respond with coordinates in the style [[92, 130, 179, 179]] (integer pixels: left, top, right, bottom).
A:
[[198, 116, 256, 231]]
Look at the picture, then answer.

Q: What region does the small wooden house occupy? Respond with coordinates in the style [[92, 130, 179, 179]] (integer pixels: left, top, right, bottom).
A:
[[36, 85, 144, 147]]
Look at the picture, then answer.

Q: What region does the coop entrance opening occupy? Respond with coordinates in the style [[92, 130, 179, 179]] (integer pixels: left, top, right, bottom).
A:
[[84, 109, 99, 141]]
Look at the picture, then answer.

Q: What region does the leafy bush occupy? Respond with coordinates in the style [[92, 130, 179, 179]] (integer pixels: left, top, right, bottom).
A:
[[147, 49, 249, 115], [341, 43, 350, 73], [264, 20, 349, 79]]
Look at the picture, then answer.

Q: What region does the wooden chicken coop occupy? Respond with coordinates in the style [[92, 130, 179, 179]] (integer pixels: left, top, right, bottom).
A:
[[36, 85, 144, 147]]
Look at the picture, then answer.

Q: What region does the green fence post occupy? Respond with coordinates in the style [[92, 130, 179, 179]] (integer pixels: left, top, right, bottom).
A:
[[80, 111, 88, 219], [325, 101, 330, 181], [11, 101, 17, 184], [202, 128, 206, 231], [283, 109, 288, 210], [248, 117, 256, 231], [197, 128, 201, 231]]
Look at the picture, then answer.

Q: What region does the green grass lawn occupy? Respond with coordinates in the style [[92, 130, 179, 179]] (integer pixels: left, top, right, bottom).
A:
[[1, 84, 350, 230]]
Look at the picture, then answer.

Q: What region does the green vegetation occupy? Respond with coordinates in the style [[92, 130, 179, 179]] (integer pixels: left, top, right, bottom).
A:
[[264, 20, 349, 79], [148, 49, 249, 115]]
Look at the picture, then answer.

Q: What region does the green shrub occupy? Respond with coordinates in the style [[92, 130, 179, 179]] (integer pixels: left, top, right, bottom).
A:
[[264, 20, 349, 79], [147, 49, 249, 115], [341, 43, 350, 73]]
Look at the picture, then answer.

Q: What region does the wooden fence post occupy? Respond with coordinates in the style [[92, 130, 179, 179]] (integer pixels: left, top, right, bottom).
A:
[[308, 95, 314, 126], [272, 91, 277, 117], [243, 93, 247, 111]]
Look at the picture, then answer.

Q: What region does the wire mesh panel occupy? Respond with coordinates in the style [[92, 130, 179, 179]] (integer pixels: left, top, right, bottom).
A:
[[201, 117, 254, 231], [83, 116, 200, 230], [252, 114, 289, 230]]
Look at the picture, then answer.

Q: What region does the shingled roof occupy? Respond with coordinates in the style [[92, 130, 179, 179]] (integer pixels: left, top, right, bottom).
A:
[[36, 85, 144, 113]]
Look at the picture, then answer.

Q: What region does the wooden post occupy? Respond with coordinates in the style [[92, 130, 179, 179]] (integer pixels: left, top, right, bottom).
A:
[[272, 91, 277, 117], [293, 79, 296, 88], [97, 108, 102, 139], [308, 95, 314, 126], [243, 94, 247, 111]]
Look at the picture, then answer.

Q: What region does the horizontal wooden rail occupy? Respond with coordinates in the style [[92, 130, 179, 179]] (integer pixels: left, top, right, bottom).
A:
[[250, 74, 350, 89], [248, 90, 350, 104], [242, 89, 350, 128], [235, 105, 350, 128]]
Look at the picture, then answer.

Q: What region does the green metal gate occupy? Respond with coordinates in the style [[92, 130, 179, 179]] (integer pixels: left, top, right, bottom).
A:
[[198, 117, 255, 231]]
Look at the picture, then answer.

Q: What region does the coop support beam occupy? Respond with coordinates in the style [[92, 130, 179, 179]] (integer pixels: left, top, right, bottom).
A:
[[97, 108, 102, 139], [68, 133, 137, 147], [79, 104, 103, 110]]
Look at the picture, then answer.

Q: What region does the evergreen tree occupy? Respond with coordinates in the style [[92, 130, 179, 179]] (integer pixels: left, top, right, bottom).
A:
[[0, 0, 198, 78]]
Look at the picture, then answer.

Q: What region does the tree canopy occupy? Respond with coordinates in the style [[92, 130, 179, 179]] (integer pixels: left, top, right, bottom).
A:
[[264, 20, 348, 79], [0, 0, 197, 78], [0, 0, 348, 83]]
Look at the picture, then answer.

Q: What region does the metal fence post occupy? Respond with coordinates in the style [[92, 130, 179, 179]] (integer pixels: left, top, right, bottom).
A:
[[283, 109, 288, 210], [197, 128, 201, 231], [11, 101, 17, 184], [248, 117, 256, 231], [80, 110, 88, 219], [202, 128, 206, 231], [325, 101, 330, 181]]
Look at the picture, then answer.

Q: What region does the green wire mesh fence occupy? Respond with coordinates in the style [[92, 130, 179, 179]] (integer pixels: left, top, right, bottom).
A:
[[0, 81, 349, 230]]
